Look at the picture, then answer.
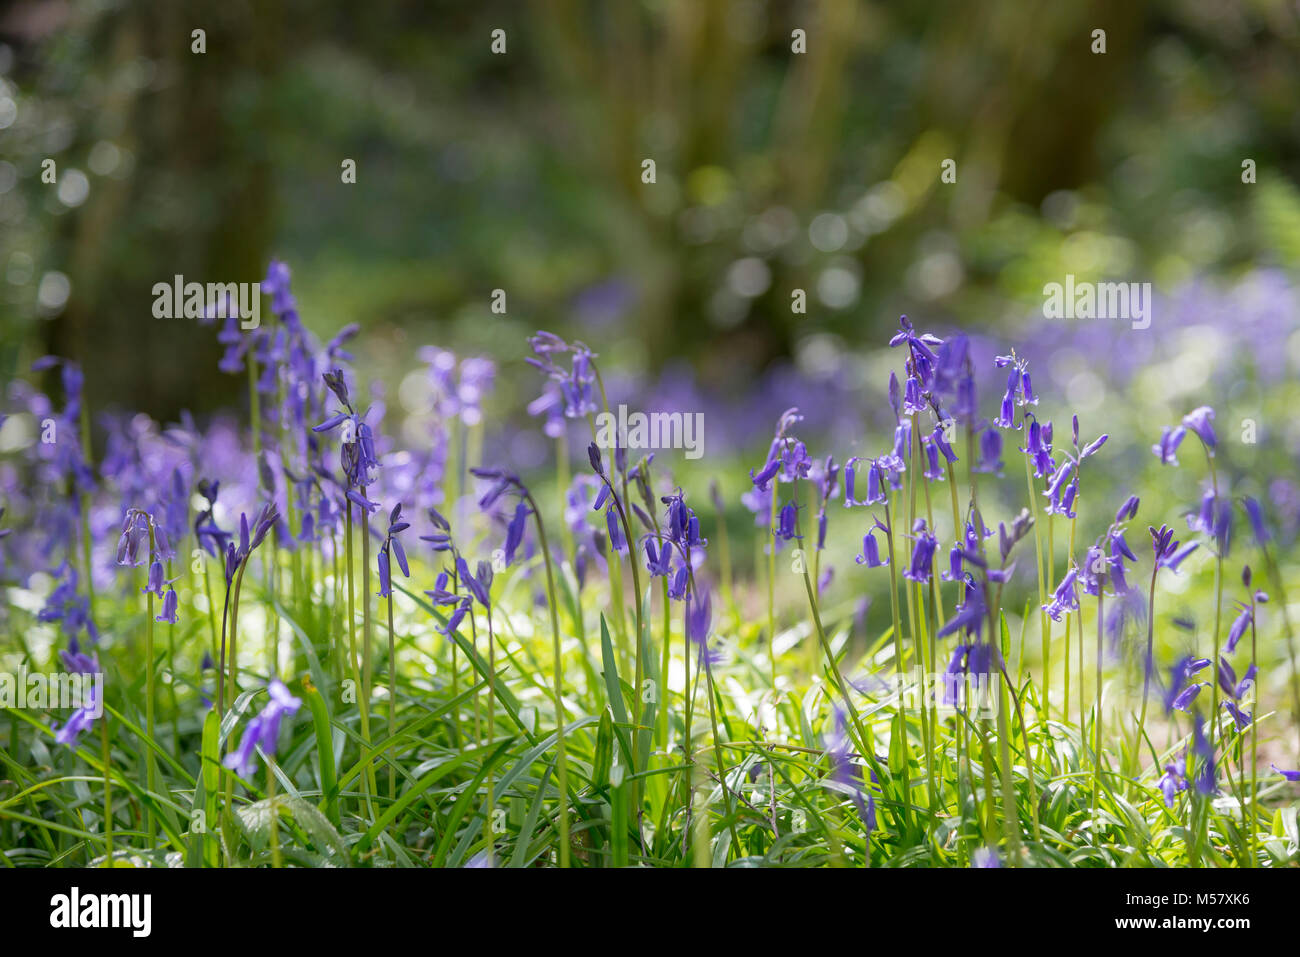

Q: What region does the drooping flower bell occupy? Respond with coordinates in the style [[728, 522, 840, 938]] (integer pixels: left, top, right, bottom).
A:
[[903, 519, 938, 583], [1181, 406, 1217, 453], [222, 679, 303, 778], [377, 502, 411, 599]]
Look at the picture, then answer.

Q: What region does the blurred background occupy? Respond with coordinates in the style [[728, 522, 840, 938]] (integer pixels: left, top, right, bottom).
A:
[[2, 0, 1299, 429]]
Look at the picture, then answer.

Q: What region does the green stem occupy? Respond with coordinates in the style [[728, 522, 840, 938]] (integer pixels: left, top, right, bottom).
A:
[[524, 493, 570, 867]]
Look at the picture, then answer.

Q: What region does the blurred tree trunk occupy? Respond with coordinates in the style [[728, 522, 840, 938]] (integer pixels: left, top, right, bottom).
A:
[[52, 0, 284, 435]]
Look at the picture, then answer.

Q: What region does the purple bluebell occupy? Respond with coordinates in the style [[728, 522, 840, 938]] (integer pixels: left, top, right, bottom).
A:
[[156, 587, 179, 624], [973, 427, 1003, 474], [774, 501, 802, 543], [937, 579, 987, 641], [889, 315, 943, 388], [1241, 496, 1270, 544], [1222, 700, 1253, 731], [377, 503, 411, 599], [1158, 760, 1187, 807], [1225, 603, 1252, 654], [605, 507, 626, 553], [855, 529, 888, 568], [502, 501, 531, 567], [223, 679, 303, 777], [1151, 425, 1186, 466], [1150, 524, 1198, 572], [1042, 566, 1079, 622], [1182, 406, 1217, 452], [685, 588, 721, 668], [903, 519, 937, 583]]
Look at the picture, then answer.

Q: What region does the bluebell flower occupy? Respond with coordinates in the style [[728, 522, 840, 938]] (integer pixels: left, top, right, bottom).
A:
[[502, 501, 531, 567], [222, 679, 303, 778], [1151, 425, 1186, 466], [1241, 496, 1271, 544], [155, 587, 179, 625], [644, 538, 673, 578], [774, 501, 802, 543], [890, 315, 943, 392], [685, 588, 721, 668], [937, 578, 987, 641], [1225, 603, 1252, 654], [973, 427, 1003, 475], [605, 507, 626, 553], [1163, 654, 1211, 714], [1223, 700, 1253, 731], [377, 503, 410, 598], [53, 678, 101, 747], [1042, 566, 1079, 622], [1150, 524, 1198, 572], [903, 519, 937, 583], [1158, 760, 1187, 807], [1182, 406, 1217, 453], [971, 847, 1000, 868], [854, 528, 888, 568], [668, 564, 690, 601]]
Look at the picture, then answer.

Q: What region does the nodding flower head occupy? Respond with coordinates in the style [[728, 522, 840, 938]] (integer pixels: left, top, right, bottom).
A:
[[936, 578, 988, 641], [1181, 406, 1217, 453], [223, 504, 279, 585], [1115, 494, 1140, 524], [377, 502, 411, 598], [1225, 602, 1252, 654], [855, 527, 888, 568], [526, 333, 598, 419], [1150, 523, 1197, 572], [1042, 566, 1079, 622], [973, 427, 1003, 475], [660, 489, 705, 550], [890, 315, 943, 388], [1241, 496, 1270, 545], [1151, 425, 1186, 466], [456, 556, 492, 610], [989, 353, 1035, 431], [1158, 760, 1187, 807], [115, 508, 154, 567], [469, 467, 525, 511], [1080, 541, 1110, 596], [1162, 654, 1211, 715], [843, 456, 892, 507], [685, 588, 722, 668], [774, 500, 802, 543], [501, 500, 531, 567], [751, 408, 809, 491], [222, 679, 303, 778], [903, 519, 938, 583], [156, 587, 179, 625], [322, 368, 351, 410], [644, 537, 674, 578]]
